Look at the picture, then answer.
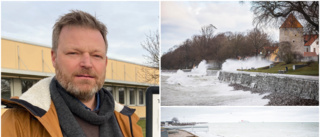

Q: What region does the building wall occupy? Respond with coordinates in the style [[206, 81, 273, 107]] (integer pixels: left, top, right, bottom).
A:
[[279, 28, 304, 55], [310, 38, 319, 55], [304, 46, 310, 52], [268, 48, 279, 62], [1, 39, 54, 73]]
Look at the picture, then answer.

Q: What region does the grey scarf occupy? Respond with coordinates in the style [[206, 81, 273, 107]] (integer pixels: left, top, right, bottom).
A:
[[50, 77, 123, 137]]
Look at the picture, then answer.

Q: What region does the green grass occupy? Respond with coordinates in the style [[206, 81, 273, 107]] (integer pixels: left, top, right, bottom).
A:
[[243, 62, 319, 76], [137, 118, 146, 137]]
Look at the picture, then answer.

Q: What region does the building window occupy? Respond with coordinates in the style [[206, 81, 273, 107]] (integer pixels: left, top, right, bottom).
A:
[[104, 86, 114, 97], [306, 48, 309, 52], [1, 78, 11, 100], [314, 48, 316, 53], [138, 89, 144, 105], [129, 88, 135, 105], [118, 87, 125, 104], [21, 79, 38, 93]]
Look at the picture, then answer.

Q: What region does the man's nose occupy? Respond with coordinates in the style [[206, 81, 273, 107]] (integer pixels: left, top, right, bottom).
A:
[[80, 53, 92, 68]]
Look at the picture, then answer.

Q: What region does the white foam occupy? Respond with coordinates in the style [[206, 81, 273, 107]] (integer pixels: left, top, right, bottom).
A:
[[166, 60, 210, 87], [191, 60, 208, 76], [222, 57, 272, 71]]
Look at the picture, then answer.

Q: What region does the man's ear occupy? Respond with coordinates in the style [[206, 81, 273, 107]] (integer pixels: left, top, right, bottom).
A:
[[51, 50, 57, 69]]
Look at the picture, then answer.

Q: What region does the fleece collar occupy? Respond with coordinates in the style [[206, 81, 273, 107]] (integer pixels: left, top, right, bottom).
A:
[[19, 76, 53, 112], [17, 76, 124, 113]]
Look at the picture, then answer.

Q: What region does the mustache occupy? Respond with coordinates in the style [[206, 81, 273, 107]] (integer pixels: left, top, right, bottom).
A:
[[72, 69, 97, 78]]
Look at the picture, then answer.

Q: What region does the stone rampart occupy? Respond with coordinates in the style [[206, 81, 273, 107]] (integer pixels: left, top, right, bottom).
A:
[[218, 71, 319, 101]]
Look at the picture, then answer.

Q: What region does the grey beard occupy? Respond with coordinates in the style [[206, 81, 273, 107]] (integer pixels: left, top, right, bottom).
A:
[[55, 68, 103, 102], [65, 80, 99, 101]]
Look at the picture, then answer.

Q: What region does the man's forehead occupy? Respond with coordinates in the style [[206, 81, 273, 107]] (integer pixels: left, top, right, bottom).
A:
[[58, 26, 106, 50]]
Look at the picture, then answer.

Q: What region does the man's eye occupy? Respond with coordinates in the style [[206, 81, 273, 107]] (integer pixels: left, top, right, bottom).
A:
[[68, 52, 77, 55], [94, 55, 102, 58]]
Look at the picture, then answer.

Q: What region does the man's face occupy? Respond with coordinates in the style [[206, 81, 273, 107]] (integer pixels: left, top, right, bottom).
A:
[[52, 25, 107, 101]]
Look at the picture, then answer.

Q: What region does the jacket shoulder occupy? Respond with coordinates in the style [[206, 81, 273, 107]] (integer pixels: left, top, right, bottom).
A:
[[1, 108, 51, 137], [114, 104, 143, 137]]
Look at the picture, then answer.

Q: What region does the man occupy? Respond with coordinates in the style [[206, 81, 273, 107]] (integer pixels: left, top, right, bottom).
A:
[[1, 10, 143, 137]]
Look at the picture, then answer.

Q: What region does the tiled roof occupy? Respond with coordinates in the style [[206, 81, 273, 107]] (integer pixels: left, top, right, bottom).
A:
[[304, 35, 318, 46], [304, 52, 317, 57], [280, 14, 303, 28]]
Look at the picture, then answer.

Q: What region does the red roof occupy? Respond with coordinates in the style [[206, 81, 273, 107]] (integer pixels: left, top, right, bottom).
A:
[[304, 35, 318, 46], [280, 14, 303, 28], [304, 52, 317, 57]]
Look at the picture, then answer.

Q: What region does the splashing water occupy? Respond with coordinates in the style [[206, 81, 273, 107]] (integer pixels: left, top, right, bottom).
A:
[[162, 59, 270, 105], [222, 57, 272, 71], [191, 60, 208, 76], [166, 60, 209, 86]]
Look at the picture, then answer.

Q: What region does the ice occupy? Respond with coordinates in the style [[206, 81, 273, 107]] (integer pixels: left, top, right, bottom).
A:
[[221, 56, 272, 71]]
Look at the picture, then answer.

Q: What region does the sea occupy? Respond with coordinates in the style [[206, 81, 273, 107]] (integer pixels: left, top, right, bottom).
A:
[[185, 122, 319, 137], [161, 71, 269, 106], [161, 60, 272, 106]]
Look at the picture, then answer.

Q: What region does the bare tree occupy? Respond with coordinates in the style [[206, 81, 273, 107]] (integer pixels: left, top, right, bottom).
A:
[[247, 27, 271, 56], [1, 79, 11, 99], [250, 1, 319, 34], [200, 24, 217, 40], [141, 30, 159, 67], [140, 30, 159, 84], [228, 32, 248, 58]]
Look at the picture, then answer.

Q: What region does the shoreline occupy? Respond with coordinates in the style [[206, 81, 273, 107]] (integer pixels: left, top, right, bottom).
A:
[[162, 129, 198, 137]]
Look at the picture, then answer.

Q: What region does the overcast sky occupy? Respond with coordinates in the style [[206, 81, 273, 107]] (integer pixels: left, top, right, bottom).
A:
[[161, 107, 319, 123], [161, 1, 279, 54], [1, 1, 159, 65]]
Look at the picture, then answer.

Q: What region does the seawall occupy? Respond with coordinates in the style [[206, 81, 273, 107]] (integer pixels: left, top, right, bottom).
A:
[[217, 71, 319, 101]]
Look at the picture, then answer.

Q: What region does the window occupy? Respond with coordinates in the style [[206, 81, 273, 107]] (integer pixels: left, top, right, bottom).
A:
[[306, 48, 309, 52], [1, 78, 11, 99], [129, 88, 135, 105], [314, 48, 316, 53], [21, 79, 38, 93], [118, 88, 125, 104], [138, 89, 144, 105], [104, 86, 114, 97]]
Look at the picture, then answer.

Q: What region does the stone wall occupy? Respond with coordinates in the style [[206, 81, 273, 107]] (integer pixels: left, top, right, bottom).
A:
[[218, 71, 319, 101]]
